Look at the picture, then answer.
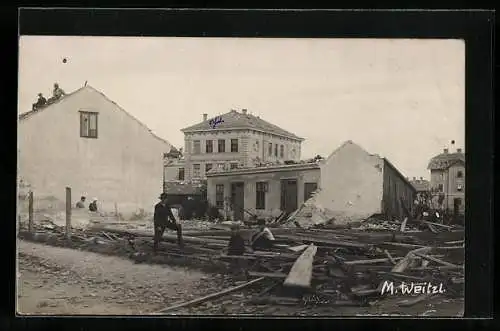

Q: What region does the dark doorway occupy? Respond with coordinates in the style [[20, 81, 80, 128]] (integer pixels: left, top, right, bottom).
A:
[[281, 179, 298, 213], [304, 182, 318, 202], [453, 198, 462, 217], [231, 182, 245, 221]]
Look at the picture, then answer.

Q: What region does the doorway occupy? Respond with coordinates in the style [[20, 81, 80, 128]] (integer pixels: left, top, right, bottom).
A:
[[231, 182, 245, 221], [281, 179, 298, 214]]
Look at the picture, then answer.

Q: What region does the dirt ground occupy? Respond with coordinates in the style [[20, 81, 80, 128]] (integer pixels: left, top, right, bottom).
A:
[[16, 240, 464, 316], [16, 240, 225, 315]]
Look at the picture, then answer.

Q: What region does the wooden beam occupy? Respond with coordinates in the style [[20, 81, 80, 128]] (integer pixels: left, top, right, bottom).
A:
[[284, 244, 317, 289], [65, 187, 71, 240], [391, 247, 432, 273], [28, 191, 33, 233], [155, 277, 265, 314], [413, 252, 461, 268]]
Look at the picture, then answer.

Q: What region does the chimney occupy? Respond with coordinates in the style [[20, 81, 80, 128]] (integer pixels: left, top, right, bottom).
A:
[[242, 109, 247, 115], [457, 148, 462, 153], [203, 113, 208, 121], [443, 148, 449, 154]]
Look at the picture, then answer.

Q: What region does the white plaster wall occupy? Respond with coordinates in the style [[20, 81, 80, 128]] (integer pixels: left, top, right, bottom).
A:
[[18, 86, 171, 217]]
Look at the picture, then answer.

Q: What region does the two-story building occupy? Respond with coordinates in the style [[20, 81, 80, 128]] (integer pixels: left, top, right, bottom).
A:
[[427, 148, 465, 215], [180, 109, 304, 181]]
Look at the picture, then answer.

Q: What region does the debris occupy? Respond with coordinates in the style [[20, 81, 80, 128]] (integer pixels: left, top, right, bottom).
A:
[[284, 244, 317, 289]]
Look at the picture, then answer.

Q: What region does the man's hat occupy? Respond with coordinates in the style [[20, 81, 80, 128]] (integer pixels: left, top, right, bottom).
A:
[[159, 193, 168, 200], [38, 93, 43, 96]]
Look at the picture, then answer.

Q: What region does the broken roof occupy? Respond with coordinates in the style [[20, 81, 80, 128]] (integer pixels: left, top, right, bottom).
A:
[[410, 179, 430, 192], [181, 109, 304, 141], [164, 182, 203, 195], [18, 85, 172, 147], [427, 152, 465, 170]]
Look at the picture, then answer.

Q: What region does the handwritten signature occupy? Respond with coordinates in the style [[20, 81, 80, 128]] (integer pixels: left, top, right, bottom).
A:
[[302, 294, 332, 305], [208, 116, 224, 129]]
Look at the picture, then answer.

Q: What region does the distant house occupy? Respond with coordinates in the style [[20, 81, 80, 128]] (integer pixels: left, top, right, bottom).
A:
[[427, 148, 465, 215], [18, 85, 172, 216], [181, 109, 304, 181], [206, 140, 415, 223]]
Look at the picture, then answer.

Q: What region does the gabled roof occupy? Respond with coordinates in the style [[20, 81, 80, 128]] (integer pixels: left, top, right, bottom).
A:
[[427, 152, 465, 170], [323, 140, 415, 191], [18, 85, 172, 147], [181, 109, 304, 141]]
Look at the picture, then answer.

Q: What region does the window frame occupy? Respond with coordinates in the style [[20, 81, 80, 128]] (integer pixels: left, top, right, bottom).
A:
[[178, 168, 185, 180], [274, 144, 278, 157], [230, 139, 239, 153], [268, 143, 272, 156], [206, 140, 213, 153], [193, 140, 201, 154], [280, 145, 284, 158], [218, 139, 226, 153], [457, 171, 463, 178], [79, 111, 99, 138], [205, 163, 213, 173], [192, 164, 201, 178]]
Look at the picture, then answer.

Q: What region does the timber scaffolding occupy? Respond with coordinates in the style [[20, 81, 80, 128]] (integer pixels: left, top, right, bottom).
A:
[[18, 214, 464, 315]]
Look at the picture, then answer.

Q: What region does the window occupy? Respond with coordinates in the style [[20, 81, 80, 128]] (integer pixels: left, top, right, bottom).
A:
[[268, 143, 273, 156], [230, 163, 238, 169], [205, 163, 213, 173], [231, 139, 238, 152], [218, 139, 226, 153], [437, 184, 444, 192], [178, 168, 185, 180], [80, 111, 98, 138], [274, 144, 278, 157], [457, 183, 463, 191], [457, 171, 463, 178], [206, 140, 213, 153], [256, 182, 267, 210], [255, 140, 259, 152], [216, 184, 224, 208], [217, 163, 225, 170], [193, 164, 200, 178], [193, 140, 201, 154], [280, 145, 284, 158]]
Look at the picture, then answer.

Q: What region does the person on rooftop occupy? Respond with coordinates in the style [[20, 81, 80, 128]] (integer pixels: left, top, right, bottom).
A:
[[53, 83, 66, 99], [32, 93, 47, 111]]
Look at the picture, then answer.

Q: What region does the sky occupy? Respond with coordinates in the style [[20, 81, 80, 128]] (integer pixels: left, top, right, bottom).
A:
[[18, 37, 464, 179]]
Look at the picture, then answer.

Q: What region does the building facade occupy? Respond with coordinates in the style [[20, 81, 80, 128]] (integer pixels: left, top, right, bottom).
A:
[[427, 148, 465, 214], [180, 109, 304, 181], [18, 85, 172, 217], [206, 163, 320, 221]]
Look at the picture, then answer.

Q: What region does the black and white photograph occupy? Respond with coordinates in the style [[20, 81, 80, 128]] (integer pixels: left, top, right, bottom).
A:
[[17, 34, 467, 316]]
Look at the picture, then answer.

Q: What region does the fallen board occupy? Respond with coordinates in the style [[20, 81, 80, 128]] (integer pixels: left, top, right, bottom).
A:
[[283, 243, 317, 289]]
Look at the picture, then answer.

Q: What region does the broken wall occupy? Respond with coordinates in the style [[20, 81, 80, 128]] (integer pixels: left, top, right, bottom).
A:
[[316, 141, 385, 223]]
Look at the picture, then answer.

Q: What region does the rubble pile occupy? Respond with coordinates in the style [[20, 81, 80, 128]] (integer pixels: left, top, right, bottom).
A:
[[18, 213, 464, 314]]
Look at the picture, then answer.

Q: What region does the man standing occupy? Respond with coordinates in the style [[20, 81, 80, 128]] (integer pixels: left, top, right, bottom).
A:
[[154, 193, 184, 253], [53, 83, 66, 99]]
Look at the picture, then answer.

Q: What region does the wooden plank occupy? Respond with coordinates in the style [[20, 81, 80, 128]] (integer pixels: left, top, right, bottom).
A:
[[276, 234, 369, 249], [288, 244, 309, 252], [65, 187, 72, 240], [344, 257, 403, 265], [391, 247, 432, 273], [413, 252, 461, 268], [247, 271, 287, 279], [283, 244, 317, 289], [384, 250, 397, 264], [400, 217, 408, 232], [28, 191, 33, 233], [155, 277, 265, 313]]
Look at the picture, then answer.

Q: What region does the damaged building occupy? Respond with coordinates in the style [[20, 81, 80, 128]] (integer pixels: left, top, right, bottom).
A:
[[206, 140, 416, 224]]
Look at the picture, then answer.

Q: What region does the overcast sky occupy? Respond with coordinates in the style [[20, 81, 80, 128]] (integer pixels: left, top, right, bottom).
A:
[[18, 36, 464, 179]]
